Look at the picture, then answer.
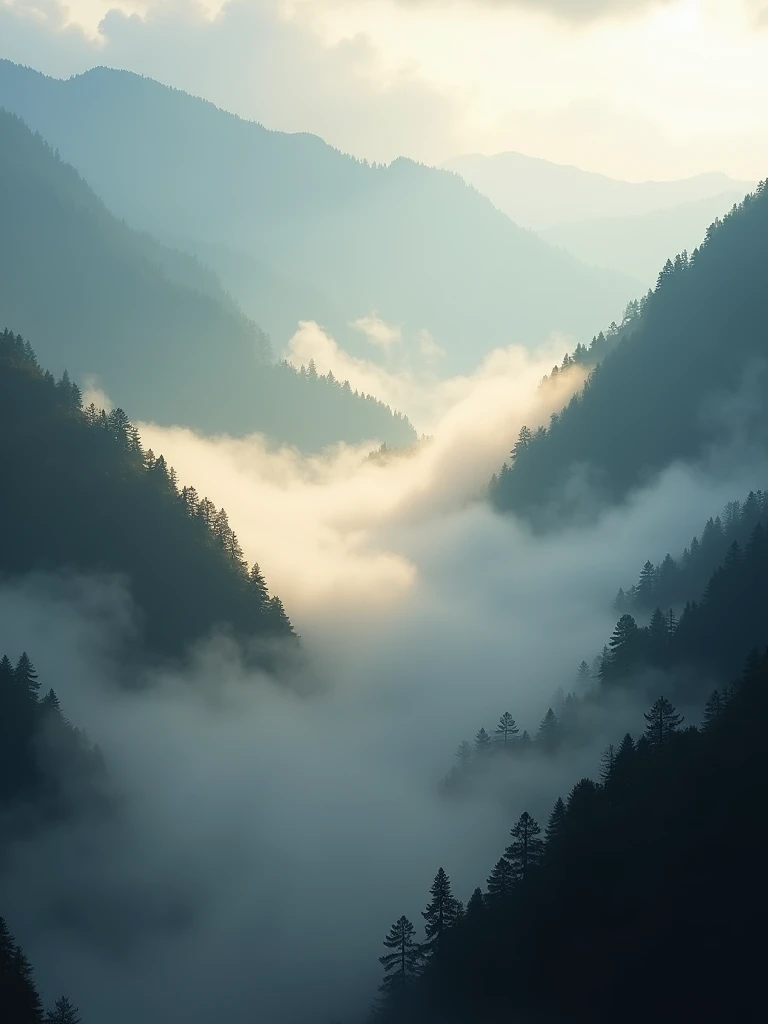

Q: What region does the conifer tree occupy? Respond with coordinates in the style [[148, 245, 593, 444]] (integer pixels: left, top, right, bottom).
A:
[[45, 997, 82, 1024], [248, 563, 270, 605], [599, 744, 616, 783], [545, 797, 566, 846], [474, 727, 491, 753], [0, 917, 44, 1023], [421, 868, 459, 953], [485, 858, 514, 903], [537, 708, 560, 752], [455, 741, 472, 769], [575, 660, 592, 688], [504, 812, 544, 882], [644, 697, 683, 749], [14, 653, 40, 697], [702, 690, 724, 729], [494, 712, 519, 745], [465, 887, 484, 919], [603, 614, 641, 682], [378, 916, 422, 997]]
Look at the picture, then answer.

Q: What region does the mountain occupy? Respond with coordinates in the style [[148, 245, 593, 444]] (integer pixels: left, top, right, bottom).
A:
[[490, 183, 768, 521], [0, 328, 295, 661], [445, 150, 753, 231], [542, 191, 747, 288], [368, 519, 768, 1024], [0, 108, 414, 450], [0, 61, 636, 374]]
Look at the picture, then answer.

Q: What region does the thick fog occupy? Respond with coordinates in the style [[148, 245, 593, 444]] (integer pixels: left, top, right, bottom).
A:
[[2, 327, 766, 1023]]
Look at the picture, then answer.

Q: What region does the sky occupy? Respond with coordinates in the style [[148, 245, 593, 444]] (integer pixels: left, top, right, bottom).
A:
[[1, 0, 768, 179]]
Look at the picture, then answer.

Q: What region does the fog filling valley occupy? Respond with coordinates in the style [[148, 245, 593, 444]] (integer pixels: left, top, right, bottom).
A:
[[1, 323, 766, 1024]]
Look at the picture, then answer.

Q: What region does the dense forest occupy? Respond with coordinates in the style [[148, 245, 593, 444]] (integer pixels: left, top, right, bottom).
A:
[[0, 327, 295, 661], [0, 60, 635, 373], [367, 650, 767, 1023], [1, 915, 80, 1022], [0, 109, 414, 451], [491, 181, 768, 519]]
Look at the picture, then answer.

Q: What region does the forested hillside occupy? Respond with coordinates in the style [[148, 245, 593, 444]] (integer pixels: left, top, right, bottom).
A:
[[0, 109, 414, 451], [491, 182, 768, 519], [0, 61, 635, 372], [0, 328, 295, 661], [366, 521, 768, 1023], [368, 653, 767, 1024]]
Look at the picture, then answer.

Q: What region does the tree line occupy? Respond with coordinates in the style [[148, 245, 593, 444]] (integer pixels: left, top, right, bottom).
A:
[[0, 328, 295, 663], [367, 647, 767, 1022], [489, 180, 768, 521], [0, 917, 81, 1023]]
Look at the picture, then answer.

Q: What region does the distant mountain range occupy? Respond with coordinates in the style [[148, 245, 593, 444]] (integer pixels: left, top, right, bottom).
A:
[[0, 61, 636, 375], [0, 108, 414, 450], [542, 191, 747, 288], [444, 150, 753, 230]]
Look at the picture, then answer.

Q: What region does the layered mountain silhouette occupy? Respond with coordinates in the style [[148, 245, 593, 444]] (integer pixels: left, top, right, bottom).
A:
[[445, 150, 752, 230], [491, 182, 768, 520], [542, 191, 747, 288], [0, 61, 635, 374], [0, 107, 414, 450]]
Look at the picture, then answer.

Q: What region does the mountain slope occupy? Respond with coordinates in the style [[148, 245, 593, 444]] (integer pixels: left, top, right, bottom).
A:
[[0, 61, 635, 373], [491, 183, 768, 521], [445, 149, 753, 230], [0, 108, 414, 450], [542, 191, 746, 287], [0, 328, 294, 661]]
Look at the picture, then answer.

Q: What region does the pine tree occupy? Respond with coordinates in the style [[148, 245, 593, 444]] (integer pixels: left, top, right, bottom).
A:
[[378, 916, 422, 997], [45, 997, 82, 1024], [248, 563, 270, 605], [455, 741, 472, 769], [545, 797, 566, 846], [644, 697, 683, 749], [636, 560, 657, 605], [14, 653, 40, 697], [575, 660, 592, 689], [494, 712, 519, 745], [647, 607, 669, 663], [504, 812, 544, 882], [474, 727, 491, 753], [0, 918, 44, 1023], [599, 744, 616, 783], [485, 858, 514, 903], [603, 614, 641, 682], [421, 867, 459, 953], [537, 708, 560, 753], [702, 690, 724, 729], [465, 887, 485, 919]]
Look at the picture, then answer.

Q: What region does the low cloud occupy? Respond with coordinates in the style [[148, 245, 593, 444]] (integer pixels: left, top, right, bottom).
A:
[[3, 327, 768, 1023]]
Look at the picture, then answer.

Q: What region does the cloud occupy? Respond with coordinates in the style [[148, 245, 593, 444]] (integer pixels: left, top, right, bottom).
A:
[[386, 0, 671, 24], [351, 314, 403, 350], [3, 325, 768, 1022]]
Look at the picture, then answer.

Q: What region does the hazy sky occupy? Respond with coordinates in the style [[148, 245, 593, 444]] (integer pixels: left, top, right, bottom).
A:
[[2, 0, 768, 178]]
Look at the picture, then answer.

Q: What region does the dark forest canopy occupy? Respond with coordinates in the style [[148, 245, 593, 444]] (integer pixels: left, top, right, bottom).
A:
[[0, 108, 414, 452], [0, 328, 295, 662], [491, 181, 768, 521], [368, 648, 768, 1023], [0, 60, 635, 374]]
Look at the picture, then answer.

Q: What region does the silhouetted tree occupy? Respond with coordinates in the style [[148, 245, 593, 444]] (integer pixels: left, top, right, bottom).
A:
[[474, 728, 491, 754], [45, 997, 82, 1024], [378, 916, 422, 998], [504, 812, 543, 882], [422, 868, 459, 953], [485, 858, 514, 903], [494, 712, 519, 745], [644, 697, 683, 748]]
